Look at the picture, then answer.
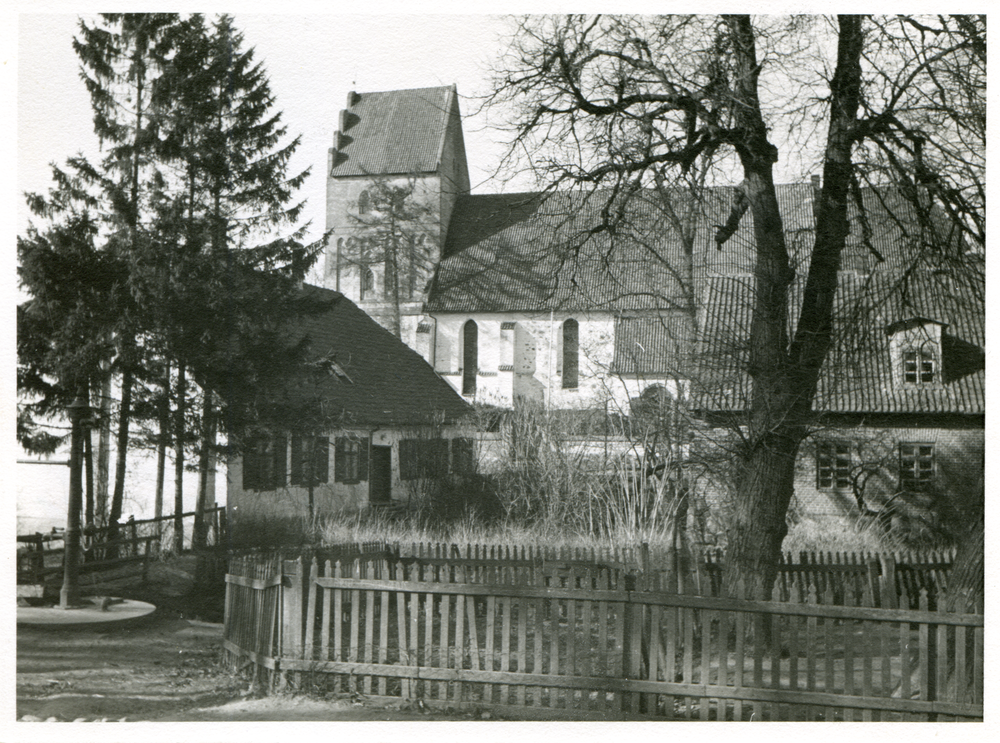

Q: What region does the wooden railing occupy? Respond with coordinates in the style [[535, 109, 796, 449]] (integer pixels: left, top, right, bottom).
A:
[[16, 505, 227, 587], [223, 545, 982, 721]]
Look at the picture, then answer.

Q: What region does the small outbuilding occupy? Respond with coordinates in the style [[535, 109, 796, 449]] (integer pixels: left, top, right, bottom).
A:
[[227, 285, 472, 530]]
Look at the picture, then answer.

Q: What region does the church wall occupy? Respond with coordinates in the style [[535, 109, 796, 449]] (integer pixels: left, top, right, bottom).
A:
[[431, 311, 682, 413]]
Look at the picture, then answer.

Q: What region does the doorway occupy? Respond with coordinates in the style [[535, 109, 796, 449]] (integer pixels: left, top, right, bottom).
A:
[[369, 445, 392, 504]]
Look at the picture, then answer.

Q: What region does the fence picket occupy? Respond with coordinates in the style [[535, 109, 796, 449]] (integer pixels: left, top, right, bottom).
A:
[[224, 544, 980, 722]]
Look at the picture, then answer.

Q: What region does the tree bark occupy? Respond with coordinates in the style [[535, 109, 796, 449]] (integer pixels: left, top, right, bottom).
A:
[[95, 372, 112, 527], [194, 391, 215, 550], [109, 363, 133, 535], [173, 364, 187, 553], [722, 16, 865, 599], [154, 367, 170, 550]]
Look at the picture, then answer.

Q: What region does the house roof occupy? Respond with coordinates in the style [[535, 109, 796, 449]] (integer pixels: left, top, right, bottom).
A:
[[694, 269, 984, 415], [279, 285, 470, 427], [329, 86, 458, 177]]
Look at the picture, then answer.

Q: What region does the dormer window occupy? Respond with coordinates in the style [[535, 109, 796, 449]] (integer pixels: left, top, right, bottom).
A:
[[886, 317, 945, 390], [902, 349, 935, 385]]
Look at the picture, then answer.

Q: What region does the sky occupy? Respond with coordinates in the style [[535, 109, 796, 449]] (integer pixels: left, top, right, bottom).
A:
[[16, 13, 523, 253]]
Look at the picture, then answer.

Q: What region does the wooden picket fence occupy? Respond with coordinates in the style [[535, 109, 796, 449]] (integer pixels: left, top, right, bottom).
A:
[[223, 544, 982, 721]]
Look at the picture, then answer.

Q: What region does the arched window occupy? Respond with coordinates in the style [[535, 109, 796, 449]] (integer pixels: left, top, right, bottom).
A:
[[562, 318, 579, 389], [360, 266, 374, 300], [462, 320, 478, 396], [358, 189, 370, 215]]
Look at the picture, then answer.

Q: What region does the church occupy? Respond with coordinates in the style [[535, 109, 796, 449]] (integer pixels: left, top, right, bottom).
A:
[[312, 84, 983, 527]]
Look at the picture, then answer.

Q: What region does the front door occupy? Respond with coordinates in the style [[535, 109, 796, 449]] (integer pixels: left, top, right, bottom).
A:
[[369, 445, 392, 504]]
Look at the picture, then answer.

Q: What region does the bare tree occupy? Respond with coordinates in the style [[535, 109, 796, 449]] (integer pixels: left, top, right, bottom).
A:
[[487, 15, 984, 597]]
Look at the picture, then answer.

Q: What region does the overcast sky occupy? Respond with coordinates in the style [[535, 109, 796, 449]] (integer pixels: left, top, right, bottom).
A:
[[16, 13, 525, 252]]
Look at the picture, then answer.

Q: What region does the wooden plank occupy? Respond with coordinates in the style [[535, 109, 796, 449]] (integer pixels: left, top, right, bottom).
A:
[[396, 561, 410, 699], [409, 590, 420, 698], [315, 577, 982, 626], [531, 595, 544, 708], [700, 607, 712, 720], [484, 594, 496, 704], [918, 589, 929, 720], [500, 594, 511, 705], [515, 588, 527, 707], [363, 583, 375, 695], [454, 565, 466, 705], [333, 562, 343, 668], [438, 570, 451, 702], [273, 656, 983, 718], [733, 604, 744, 722], [683, 604, 695, 719], [304, 558, 318, 662], [378, 587, 389, 697]]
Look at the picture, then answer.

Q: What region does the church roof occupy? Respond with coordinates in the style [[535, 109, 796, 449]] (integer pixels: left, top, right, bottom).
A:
[[428, 183, 940, 314], [279, 286, 470, 427], [329, 86, 458, 177]]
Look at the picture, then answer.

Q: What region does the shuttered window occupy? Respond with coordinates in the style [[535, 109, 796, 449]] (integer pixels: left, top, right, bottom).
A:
[[290, 436, 329, 486], [334, 437, 368, 483], [399, 438, 449, 480], [242, 436, 287, 491]]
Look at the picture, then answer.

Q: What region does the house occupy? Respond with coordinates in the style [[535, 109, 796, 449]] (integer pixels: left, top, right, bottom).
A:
[[318, 85, 984, 529], [226, 286, 473, 527]]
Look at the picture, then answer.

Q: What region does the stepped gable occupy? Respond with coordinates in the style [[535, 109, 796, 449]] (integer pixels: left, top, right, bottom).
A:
[[280, 285, 470, 426], [330, 86, 457, 177]]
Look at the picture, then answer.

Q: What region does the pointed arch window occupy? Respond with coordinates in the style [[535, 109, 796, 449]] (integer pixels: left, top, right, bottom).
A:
[[462, 320, 478, 396], [562, 318, 579, 389], [358, 189, 370, 215], [360, 266, 374, 300]]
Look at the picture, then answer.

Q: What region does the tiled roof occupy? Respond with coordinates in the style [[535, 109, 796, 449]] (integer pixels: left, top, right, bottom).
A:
[[279, 285, 470, 427], [427, 190, 701, 312], [612, 314, 693, 376], [694, 269, 984, 415], [428, 184, 961, 314], [330, 86, 457, 177]]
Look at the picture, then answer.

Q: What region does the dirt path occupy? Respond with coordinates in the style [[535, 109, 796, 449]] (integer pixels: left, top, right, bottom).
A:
[[17, 611, 509, 722]]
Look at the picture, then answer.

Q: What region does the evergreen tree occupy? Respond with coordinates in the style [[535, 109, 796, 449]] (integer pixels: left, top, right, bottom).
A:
[[72, 13, 182, 531]]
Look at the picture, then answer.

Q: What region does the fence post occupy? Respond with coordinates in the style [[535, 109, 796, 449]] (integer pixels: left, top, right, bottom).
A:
[[281, 557, 305, 663], [880, 553, 898, 610]]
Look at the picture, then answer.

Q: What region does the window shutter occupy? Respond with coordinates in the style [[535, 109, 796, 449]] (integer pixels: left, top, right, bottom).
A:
[[273, 436, 287, 489], [334, 437, 345, 483], [358, 439, 369, 481], [290, 435, 303, 485], [314, 437, 330, 484], [242, 440, 259, 491]]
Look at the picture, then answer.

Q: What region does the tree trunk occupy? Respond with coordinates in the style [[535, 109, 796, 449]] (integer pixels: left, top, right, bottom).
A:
[[84, 412, 95, 530], [173, 364, 187, 553], [109, 364, 133, 536], [194, 391, 215, 550], [154, 368, 170, 550], [722, 16, 865, 598], [95, 372, 112, 527]]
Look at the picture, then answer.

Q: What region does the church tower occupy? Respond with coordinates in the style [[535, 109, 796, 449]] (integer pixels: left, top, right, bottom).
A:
[[323, 85, 470, 359]]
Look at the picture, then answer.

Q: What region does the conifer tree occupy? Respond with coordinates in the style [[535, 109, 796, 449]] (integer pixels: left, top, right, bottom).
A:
[[72, 13, 182, 531]]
